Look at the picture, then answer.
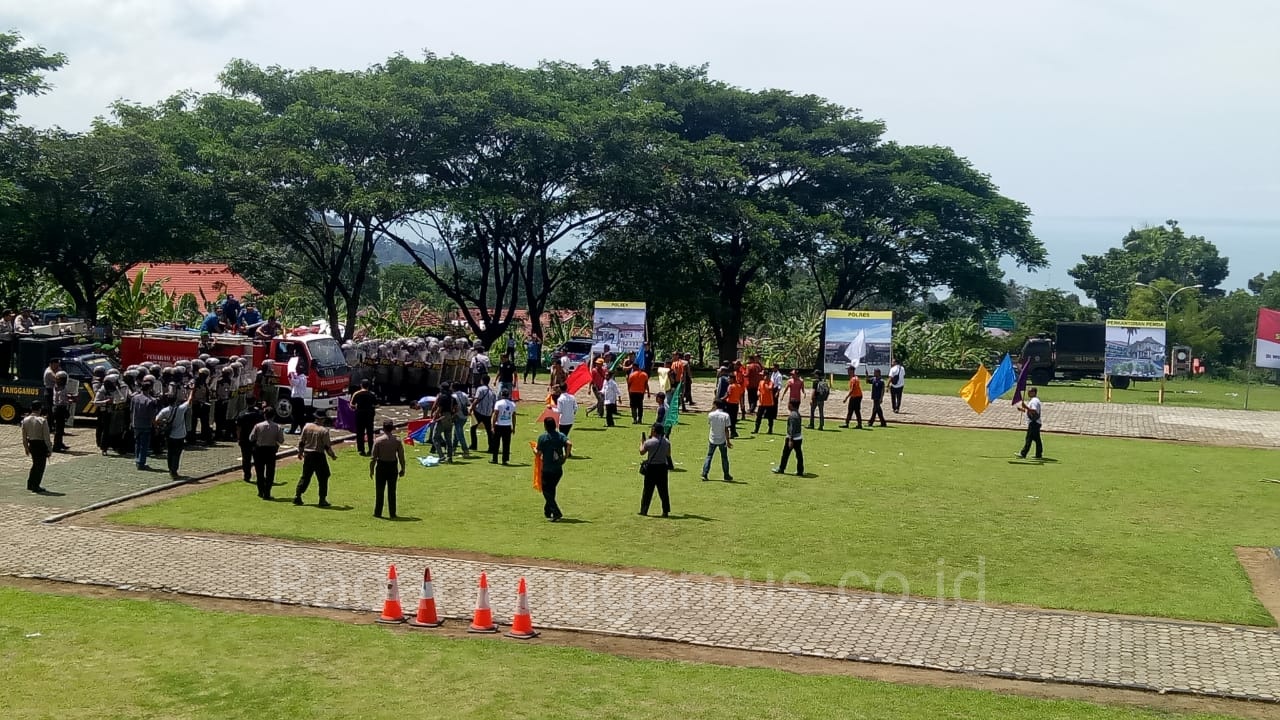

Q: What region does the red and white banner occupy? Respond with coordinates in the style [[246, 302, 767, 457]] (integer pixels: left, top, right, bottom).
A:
[[1257, 308, 1280, 369]]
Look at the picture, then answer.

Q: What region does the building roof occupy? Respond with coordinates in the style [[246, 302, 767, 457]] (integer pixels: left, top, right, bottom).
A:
[[125, 263, 260, 302]]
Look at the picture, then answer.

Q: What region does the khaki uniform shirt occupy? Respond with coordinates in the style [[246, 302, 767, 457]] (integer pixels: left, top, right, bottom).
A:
[[21, 414, 51, 447], [370, 434, 404, 464], [297, 423, 332, 454]]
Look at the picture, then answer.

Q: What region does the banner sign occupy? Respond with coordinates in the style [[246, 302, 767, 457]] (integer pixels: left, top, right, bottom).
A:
[[592, 301, 647, 356], [1104, 319, 1167, 378], [1256, 308, 1280, 369], [822, 310, 893, 376]]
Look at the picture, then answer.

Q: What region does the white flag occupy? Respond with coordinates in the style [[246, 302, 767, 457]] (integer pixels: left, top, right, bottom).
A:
[[843, 330, 866, 370]]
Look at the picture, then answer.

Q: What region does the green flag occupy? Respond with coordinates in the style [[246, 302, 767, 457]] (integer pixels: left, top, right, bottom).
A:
[[663, 381, 681, 433], [609, 352, 627, 374]]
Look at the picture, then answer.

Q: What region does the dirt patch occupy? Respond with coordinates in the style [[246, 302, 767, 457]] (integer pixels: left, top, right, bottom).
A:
[[1, 575, 1272, 719], [1237, 547, 1280, 625]]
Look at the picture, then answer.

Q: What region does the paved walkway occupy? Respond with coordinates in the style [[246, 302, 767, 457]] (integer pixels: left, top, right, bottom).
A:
[[4, 389, 1280, 703], [1, 501, 1278, 702]]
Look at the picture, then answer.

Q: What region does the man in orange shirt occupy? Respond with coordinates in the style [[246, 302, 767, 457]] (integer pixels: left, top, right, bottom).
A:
[[745, 355, 764, 413], [753, 374, 777, 434], [841, 365, 864, 429], [724, 373, 744, 438], [627, 365, 650, 424], [670, 352, 688, 412]]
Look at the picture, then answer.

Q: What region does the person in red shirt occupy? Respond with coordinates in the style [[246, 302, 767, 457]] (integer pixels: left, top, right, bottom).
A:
[[724, 373, 744, 438], [745, 355, 764, 413], [842, 366, 864, 429], [626, 365, 650, 424], [753, 375, 777, 434], [590, 358, 608, 417], [785, 369, 806, 406]]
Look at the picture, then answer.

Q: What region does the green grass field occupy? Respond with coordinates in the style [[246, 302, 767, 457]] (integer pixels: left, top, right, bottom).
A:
[[0, 588, 1243, 720], [893, 377, 1280, 412], [113, 414, 1280, 625]]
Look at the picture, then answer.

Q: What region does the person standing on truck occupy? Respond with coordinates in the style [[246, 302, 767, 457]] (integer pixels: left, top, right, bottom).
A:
[[21, 401, 53, 494], [888, 358, 906, 414], [221, 294, 242, 330]]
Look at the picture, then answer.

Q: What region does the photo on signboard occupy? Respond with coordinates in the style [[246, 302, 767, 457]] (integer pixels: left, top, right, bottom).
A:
[[1104, 320, 1166, 379], [592, 302, 647, 356], [822, 310, 893, 376]]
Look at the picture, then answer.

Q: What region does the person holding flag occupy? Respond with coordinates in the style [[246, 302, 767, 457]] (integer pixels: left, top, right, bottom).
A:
[[1017, 387, 1044, 460]]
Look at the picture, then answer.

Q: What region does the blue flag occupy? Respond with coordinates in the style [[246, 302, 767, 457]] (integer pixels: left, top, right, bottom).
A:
[[634, 345, 646, 374], [985, 354, 1017, 403]]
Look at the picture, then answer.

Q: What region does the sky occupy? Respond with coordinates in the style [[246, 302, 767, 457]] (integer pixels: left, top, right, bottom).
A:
[[4, 0, 1278, 293]]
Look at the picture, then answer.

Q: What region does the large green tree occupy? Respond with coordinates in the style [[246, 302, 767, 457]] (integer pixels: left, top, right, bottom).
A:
[[1069, 221, 1229, 318], [0, 31, 65, 128], [0, 121, 226, 324]]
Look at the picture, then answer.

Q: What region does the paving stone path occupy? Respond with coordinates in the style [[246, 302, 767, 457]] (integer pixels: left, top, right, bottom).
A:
[[2, 501, 1279, 702], [3, 388, 1280, 703]]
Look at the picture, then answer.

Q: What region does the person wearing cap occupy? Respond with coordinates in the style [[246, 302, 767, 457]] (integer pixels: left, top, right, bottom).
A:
[[369, 420, 405, 519], [249, 407, 285, 499], [130, 378, 159, 470], [21, 401, 53, 493], [240, 302, 261, 328], [490, 387, 517, 464], [293, 414, 337, 507], [589, 357, 607, 417]]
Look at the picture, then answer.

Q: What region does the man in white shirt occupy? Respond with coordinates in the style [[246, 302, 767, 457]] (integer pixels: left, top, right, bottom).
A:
[[287, 368, 308, 434], [156, 398, 192, 480], [490, 389, 517, 465], [700, 399, 734, 482], [555, 384, 578, 435], [1017, 387, 1043, 460], [888, 359, 906, 413]]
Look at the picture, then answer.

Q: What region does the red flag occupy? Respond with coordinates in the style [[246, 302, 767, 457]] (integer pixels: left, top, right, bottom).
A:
[[564, 362, 592, 395], [1257, 308, 1280, 369], [1011, 357, 1031, 405]]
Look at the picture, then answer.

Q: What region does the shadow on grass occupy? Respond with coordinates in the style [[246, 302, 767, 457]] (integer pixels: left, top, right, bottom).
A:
[[1007, 457, 1061, 465], [388, 516, 422, 522], [316, 504, 354, 511], [667, 513, 715, 521], [552, 517, 590, 524]]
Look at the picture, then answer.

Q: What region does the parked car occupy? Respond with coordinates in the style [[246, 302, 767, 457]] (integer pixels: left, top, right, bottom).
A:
[[553, 338, 595, 371]]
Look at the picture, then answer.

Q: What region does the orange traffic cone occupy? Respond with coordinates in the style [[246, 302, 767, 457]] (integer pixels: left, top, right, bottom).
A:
[[407, 566, 443, 628], [376, 564, 406, 624], [467, 572, 498, 633], [512, 380, 521, 402], [505, 576, 539, 639]]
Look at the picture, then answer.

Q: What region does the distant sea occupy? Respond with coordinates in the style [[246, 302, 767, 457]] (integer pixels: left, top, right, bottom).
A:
[[1000, 216, 1279, 294]]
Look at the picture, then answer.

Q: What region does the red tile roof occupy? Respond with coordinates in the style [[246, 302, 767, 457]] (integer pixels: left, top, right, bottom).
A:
[[125, 263, 260, 302]]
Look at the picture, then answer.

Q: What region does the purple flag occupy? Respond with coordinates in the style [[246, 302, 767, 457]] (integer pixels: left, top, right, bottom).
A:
[[1011, 358, 1031, 405], [334, 397, 356, 431]]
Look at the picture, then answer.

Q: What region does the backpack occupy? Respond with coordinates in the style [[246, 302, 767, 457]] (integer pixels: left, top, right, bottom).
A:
[[815, 379, 830, 401]]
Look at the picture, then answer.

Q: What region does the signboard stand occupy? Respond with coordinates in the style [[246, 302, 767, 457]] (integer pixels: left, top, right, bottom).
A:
[[820, 310, 894, 377]]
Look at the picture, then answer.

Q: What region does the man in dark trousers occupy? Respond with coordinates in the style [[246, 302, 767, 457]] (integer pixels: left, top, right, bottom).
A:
[[535, 416, 571, 521], [773, 400, 805, 476], [369, 420, 405, 519], [469, 381, 496, 453], [490, 388, 517, 465], [21, 401, 52, 493], [350, 380, 377, 456], [1017, 387, 1044, 459], [236, 401, 265, 483], [249, 408, 285, 500], [868, 369, 888, 428], [293, 414, 338, 507]]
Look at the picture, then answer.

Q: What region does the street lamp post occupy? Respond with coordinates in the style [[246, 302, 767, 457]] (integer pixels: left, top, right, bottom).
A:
[[1132, 282, 1203, 404]]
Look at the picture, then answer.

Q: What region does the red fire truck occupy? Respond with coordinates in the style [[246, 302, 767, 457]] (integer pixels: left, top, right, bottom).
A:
[[119, 328, 352, 419]]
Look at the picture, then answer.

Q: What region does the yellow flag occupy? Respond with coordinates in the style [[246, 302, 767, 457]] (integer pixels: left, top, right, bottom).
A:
[[959, 364, 992, 414]]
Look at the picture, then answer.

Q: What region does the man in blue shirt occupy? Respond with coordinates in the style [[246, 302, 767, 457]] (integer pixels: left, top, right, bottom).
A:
[[523, 334, 542, 384], [240, 302, 261, 328], [221, 294, 242, 328], [200, 311, 222, 334]]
